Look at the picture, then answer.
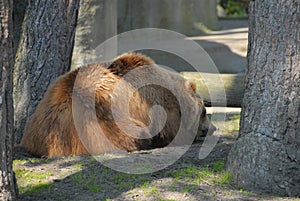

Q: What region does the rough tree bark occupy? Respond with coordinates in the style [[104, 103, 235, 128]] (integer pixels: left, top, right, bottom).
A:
[[227, 0, 300, 196], [0, 0, 18, 199], [13, 0, 79, 144], [13, 0, 28, 53]]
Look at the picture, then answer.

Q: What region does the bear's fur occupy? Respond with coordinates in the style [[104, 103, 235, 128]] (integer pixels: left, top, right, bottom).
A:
[[21, 53, 215, 157]]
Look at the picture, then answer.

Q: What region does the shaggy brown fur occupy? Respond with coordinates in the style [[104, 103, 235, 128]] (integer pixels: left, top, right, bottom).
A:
[[21, 53, 214, 157]]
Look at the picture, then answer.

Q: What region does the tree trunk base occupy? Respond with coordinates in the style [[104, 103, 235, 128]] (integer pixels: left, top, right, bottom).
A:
[[227, 132, 300, 197]]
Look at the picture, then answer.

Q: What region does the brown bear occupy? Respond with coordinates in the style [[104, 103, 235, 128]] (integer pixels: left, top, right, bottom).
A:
[[21, 53, 215, 158]]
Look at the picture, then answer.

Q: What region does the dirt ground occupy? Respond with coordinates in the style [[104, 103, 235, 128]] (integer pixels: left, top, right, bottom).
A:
[[13, 112, 300, 201]]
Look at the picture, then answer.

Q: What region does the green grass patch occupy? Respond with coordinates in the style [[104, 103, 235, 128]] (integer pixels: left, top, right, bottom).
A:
[[140, 181, 150, 189], [14, 168, 53, 181], [213, 161, 225, 172], [22, 182, 52, 195], [213, 171, 233, 185], [157, 198, 176, 201], [168, 185, 177, 191], [14, 167, 53, 194], [71, 171, 149, 193], [13, 159, 27, 166], [73, 161, 84, 170], [144, 186, 159, 196], [211, 113, 240, 136], [239, 188, 255, 195], [166, 161, 232, 187], [71, 172, 101, 193], [182, 184, 198, 193]]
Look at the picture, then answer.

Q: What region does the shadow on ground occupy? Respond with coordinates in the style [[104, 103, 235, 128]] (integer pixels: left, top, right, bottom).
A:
[[15, 140, 232, 201]]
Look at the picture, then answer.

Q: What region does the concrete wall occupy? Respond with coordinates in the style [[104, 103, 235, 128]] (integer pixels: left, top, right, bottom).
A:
[[118, 0, 220, 36], [71, 0, 222, 71], [72, 0, 117, 69]]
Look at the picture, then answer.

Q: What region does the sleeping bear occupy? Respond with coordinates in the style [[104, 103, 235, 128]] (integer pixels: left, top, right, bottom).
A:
[[21, 53, 215, 157]]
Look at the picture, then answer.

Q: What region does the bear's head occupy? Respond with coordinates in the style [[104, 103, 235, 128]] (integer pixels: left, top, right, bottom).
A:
[[195, 92, 216, 139], [183, 80, 216, 141]]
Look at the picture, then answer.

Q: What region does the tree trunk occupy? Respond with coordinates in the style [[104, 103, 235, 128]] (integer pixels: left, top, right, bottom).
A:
[[13, 0, 28, 54], [0, 0, 18, 199], [227, 0, 300, 196], [13, 0, 79, 144]]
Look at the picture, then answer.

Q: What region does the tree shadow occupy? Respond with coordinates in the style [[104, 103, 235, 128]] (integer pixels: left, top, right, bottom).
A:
[[15, 141, 234, 200]]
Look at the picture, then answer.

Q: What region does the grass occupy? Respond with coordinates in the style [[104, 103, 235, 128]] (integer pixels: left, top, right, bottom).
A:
[[70, 167, 152, 194], [239, 188, 255, 195], [212, 113, 240, 136], [182, 184, 198, 193], [140, 181, 150, 189], [144, 186, 158, 196], [13, 159, 27, 166], [14, 168, 53, 181], [13, 157, 86, 195], [134, 161, 232, 200], [71, 172, 102, 192], [166, 161, 232, 187], [14, 167, 53, 194], [168, 185, 177, 191], [214, 171, 233, 185], [73, 161, 84, 169], [212, 160, 225, 172]]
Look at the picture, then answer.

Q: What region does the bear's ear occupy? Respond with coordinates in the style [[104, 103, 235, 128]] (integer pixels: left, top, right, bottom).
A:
[[107, 52, 154, 76], [185, 81, 197, 93]]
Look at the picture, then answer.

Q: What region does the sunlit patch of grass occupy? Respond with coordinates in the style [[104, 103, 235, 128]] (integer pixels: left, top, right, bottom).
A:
[[182, 184, 198, 193], [213, 171, 233, 185], [239, 188, 255, 195], [14, 168, 52, 181], [144, 186, 159, 196], [140, 181, 150, 189], [73, 161, 84, 170], [14, 167, 53, 194], [13, 159, 27, 166], [156, 197, 176, 201], [166, 161, 233, 187], [211, 113, 240, 136]]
